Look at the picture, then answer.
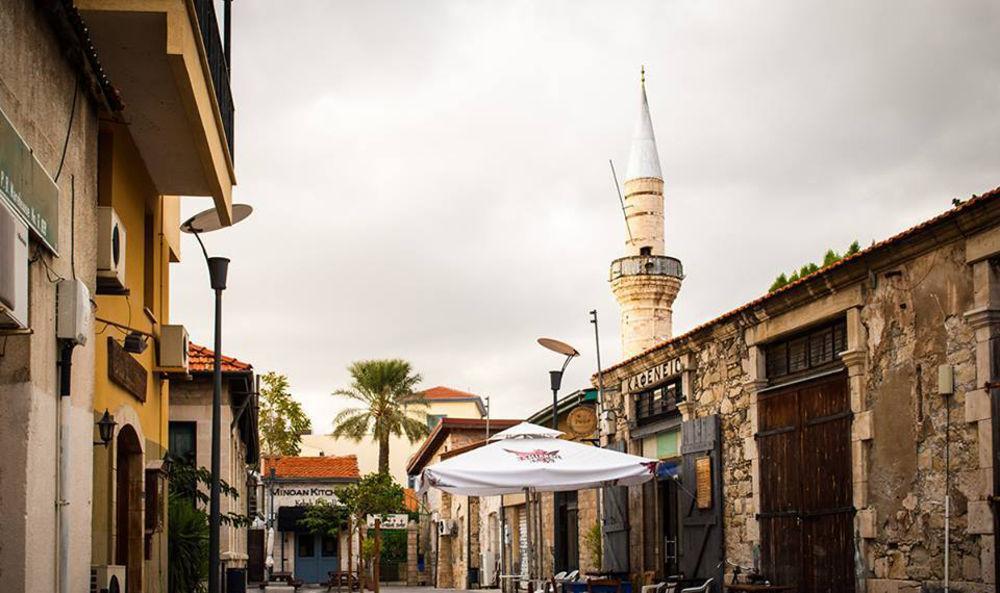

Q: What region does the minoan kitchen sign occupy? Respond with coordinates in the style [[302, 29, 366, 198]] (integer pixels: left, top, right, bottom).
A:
[[273, 485, 341, 508], [0, 107, 59, 253], [621, 355, 687, 393]]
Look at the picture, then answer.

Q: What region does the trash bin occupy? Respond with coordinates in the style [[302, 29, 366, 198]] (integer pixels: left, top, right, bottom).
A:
[[226, 567, 247, 593]]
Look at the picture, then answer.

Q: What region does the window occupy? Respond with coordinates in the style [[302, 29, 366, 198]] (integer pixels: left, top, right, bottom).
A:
[[640, 246, 652, 256], [168, 421, 197, 464], [634, 378, 683, 425], [765, 318, 847, 383]]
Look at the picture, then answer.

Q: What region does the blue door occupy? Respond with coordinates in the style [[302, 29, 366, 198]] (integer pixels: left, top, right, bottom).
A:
[[296, 533, 339, 583]]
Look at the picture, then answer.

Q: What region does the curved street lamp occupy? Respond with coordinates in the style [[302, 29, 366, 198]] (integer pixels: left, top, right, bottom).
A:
[[537, 337, 580, 430], [181, 203, 252, 593]]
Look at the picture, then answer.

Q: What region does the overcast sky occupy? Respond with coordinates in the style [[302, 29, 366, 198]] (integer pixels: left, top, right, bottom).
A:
[[171, 0, 1000, 433]]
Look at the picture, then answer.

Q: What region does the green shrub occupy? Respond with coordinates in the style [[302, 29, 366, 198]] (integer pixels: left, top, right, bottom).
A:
[[168, 496, 209, 593]]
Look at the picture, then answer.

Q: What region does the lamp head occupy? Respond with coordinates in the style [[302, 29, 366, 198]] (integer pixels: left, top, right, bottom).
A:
[[181, 203, 253, 234], [537, 337, 580, 357]]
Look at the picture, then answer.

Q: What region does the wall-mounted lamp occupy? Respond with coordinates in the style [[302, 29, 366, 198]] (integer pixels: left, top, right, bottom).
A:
[[94, 409, 117, 447], [123, 331, 148, 354]]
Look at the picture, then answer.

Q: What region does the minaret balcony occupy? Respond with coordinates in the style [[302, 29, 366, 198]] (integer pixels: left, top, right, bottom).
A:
[[609, 255, 684, 282]]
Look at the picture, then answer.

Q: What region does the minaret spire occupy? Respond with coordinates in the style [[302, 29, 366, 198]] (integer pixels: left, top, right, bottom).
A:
[[609, 68, 683, 358], [625, 67, 663, 182]]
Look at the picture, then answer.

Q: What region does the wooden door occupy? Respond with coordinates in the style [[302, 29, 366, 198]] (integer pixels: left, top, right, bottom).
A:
[[602, 441, 630, 574], [248, 529, 265, 582], [758, 372, 854, 593], [679, 416, 723, 590]]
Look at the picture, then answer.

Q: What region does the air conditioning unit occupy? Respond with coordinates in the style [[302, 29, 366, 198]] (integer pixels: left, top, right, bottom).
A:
[[159, 324, 189, 370], [91, 564, 125, 593], [0, 200, 29, 330], [437, 519, 457, 537], [97, 206, 126, 291]]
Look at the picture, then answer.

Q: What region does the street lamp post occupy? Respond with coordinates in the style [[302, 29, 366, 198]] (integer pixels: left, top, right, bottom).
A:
[[181, 204, 253, 593], [537, 338, 580, 429]]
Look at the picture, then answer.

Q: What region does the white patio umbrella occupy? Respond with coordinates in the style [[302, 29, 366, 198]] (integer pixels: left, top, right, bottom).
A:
[[419, 422, 657, 583], [265, 526, 275, 574], [420, 422, 657, 496]]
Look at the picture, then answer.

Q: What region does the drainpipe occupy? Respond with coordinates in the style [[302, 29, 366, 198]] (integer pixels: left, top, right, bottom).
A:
[[57, 340, 76, 593]]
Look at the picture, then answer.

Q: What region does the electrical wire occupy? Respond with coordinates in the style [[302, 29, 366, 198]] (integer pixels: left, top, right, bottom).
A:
[[53, 82, 79, 184]]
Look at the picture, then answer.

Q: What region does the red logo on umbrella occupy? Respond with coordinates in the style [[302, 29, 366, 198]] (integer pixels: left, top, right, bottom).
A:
[[504, 449, 562, 463]]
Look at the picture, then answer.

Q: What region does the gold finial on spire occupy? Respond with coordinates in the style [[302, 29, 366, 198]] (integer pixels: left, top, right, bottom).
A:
[[641, 65, 645, 86]]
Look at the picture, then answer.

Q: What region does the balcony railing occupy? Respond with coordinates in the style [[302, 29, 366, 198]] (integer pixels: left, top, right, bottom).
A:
[[193, 0, 235, 161], [609, 255, 684, 282]]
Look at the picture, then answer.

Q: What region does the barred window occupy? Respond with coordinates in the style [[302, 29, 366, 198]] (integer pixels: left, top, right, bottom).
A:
[[765, 318, 847, 383]]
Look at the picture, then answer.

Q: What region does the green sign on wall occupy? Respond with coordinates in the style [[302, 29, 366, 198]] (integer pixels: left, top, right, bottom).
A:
[[0, 106, 59, 253]]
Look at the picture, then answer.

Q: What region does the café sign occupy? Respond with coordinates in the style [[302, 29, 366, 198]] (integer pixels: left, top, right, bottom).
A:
[[621, 356, 686, 393], [1, 107, 59, 253], [273, 485, 340, 508], [366, 514, 408, 530]]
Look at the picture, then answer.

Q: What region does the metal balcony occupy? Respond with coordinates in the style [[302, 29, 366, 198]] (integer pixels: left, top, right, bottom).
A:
[[193, 0, 235, 160], [609, 255, 684, 282]]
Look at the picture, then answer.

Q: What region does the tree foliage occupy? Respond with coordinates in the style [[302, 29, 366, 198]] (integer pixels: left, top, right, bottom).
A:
[[299, 497, 350, 536], [168, 496, 209, 593], [259, 371, 312, 456], [331, 359, 429, 474], [168, 455, 253, 527], [340, 471, 407, 518], [769, 241, 861, 292]]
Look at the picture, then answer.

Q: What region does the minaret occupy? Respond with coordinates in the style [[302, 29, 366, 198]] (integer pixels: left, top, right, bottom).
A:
[[610, 69, 683, 358]]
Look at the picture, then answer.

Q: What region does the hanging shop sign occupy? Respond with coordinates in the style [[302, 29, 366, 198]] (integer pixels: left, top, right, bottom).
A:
[[108, 337, 147, 402], [366, 514, 408, 530], [622, 355, 686, 393], [0, 107, 59, 253], [567, 405, 598, 438], [273, 485, 340, 508]]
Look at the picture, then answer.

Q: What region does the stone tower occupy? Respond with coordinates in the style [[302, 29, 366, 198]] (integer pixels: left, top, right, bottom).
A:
[[610, 71, 683, 358]]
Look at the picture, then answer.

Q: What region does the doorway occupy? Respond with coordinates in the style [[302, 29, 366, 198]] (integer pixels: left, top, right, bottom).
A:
[[116, 425, 144, 593], [758, 372, 854, 593], [295, 532, 339, 584], [554, 491, 579, 573], [657, 475, 681, 576]]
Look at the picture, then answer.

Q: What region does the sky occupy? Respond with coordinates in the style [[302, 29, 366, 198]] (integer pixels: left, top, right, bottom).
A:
[[171, 0, 1000, 434]]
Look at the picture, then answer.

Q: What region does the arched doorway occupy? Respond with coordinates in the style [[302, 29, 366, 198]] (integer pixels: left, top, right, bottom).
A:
[[116, 424, 144, 593]]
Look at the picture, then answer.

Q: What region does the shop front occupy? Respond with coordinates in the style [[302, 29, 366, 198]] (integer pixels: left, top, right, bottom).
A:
[[263, 456, 360, 584]]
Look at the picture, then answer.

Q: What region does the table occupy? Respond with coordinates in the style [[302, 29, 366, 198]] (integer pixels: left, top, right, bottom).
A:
[[563, 581, 633, 593], [725, 585, 796, 592]]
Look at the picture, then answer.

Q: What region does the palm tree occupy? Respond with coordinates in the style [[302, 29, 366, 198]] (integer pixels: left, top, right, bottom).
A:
[[331, 359, 430, 474]]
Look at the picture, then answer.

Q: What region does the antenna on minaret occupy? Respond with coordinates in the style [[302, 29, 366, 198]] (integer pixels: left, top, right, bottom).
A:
[[609, 159, 634, 245], [641, 65, 645, 86]]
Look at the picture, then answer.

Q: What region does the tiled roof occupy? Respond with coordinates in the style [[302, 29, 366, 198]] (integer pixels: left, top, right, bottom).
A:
[[188, 343, 253, 374], [599, 186, 1000, 376], [420, 386, 481, 400], [262, 455, 360, 480], [405, 417, 521, 475]]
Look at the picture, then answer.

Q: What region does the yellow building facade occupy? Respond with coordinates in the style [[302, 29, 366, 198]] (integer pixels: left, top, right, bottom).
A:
[[78, 1, 238, 591]]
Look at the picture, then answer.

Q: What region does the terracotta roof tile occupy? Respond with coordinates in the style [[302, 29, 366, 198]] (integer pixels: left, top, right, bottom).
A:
[[598, 186, 1000, 376], [188, 343, 253, 374], [262, 455, 360, 480], [419, 386, 481, 400]]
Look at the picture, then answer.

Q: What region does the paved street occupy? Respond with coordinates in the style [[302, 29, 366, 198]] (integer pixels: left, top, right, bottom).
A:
[[299, 585, 500, 593]]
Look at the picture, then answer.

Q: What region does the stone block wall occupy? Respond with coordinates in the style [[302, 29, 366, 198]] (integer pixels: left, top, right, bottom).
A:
[[599, 233, 998, 591]]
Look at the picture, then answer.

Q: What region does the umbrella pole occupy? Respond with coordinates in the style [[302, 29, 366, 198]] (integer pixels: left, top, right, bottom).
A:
[[524, 487, 533, 584]]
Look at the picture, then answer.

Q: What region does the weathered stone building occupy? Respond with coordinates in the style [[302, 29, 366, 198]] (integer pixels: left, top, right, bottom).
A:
[[598, 176, 1000, 591], [597, 72, 1000, 593], [407, 417, 521, 589]]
